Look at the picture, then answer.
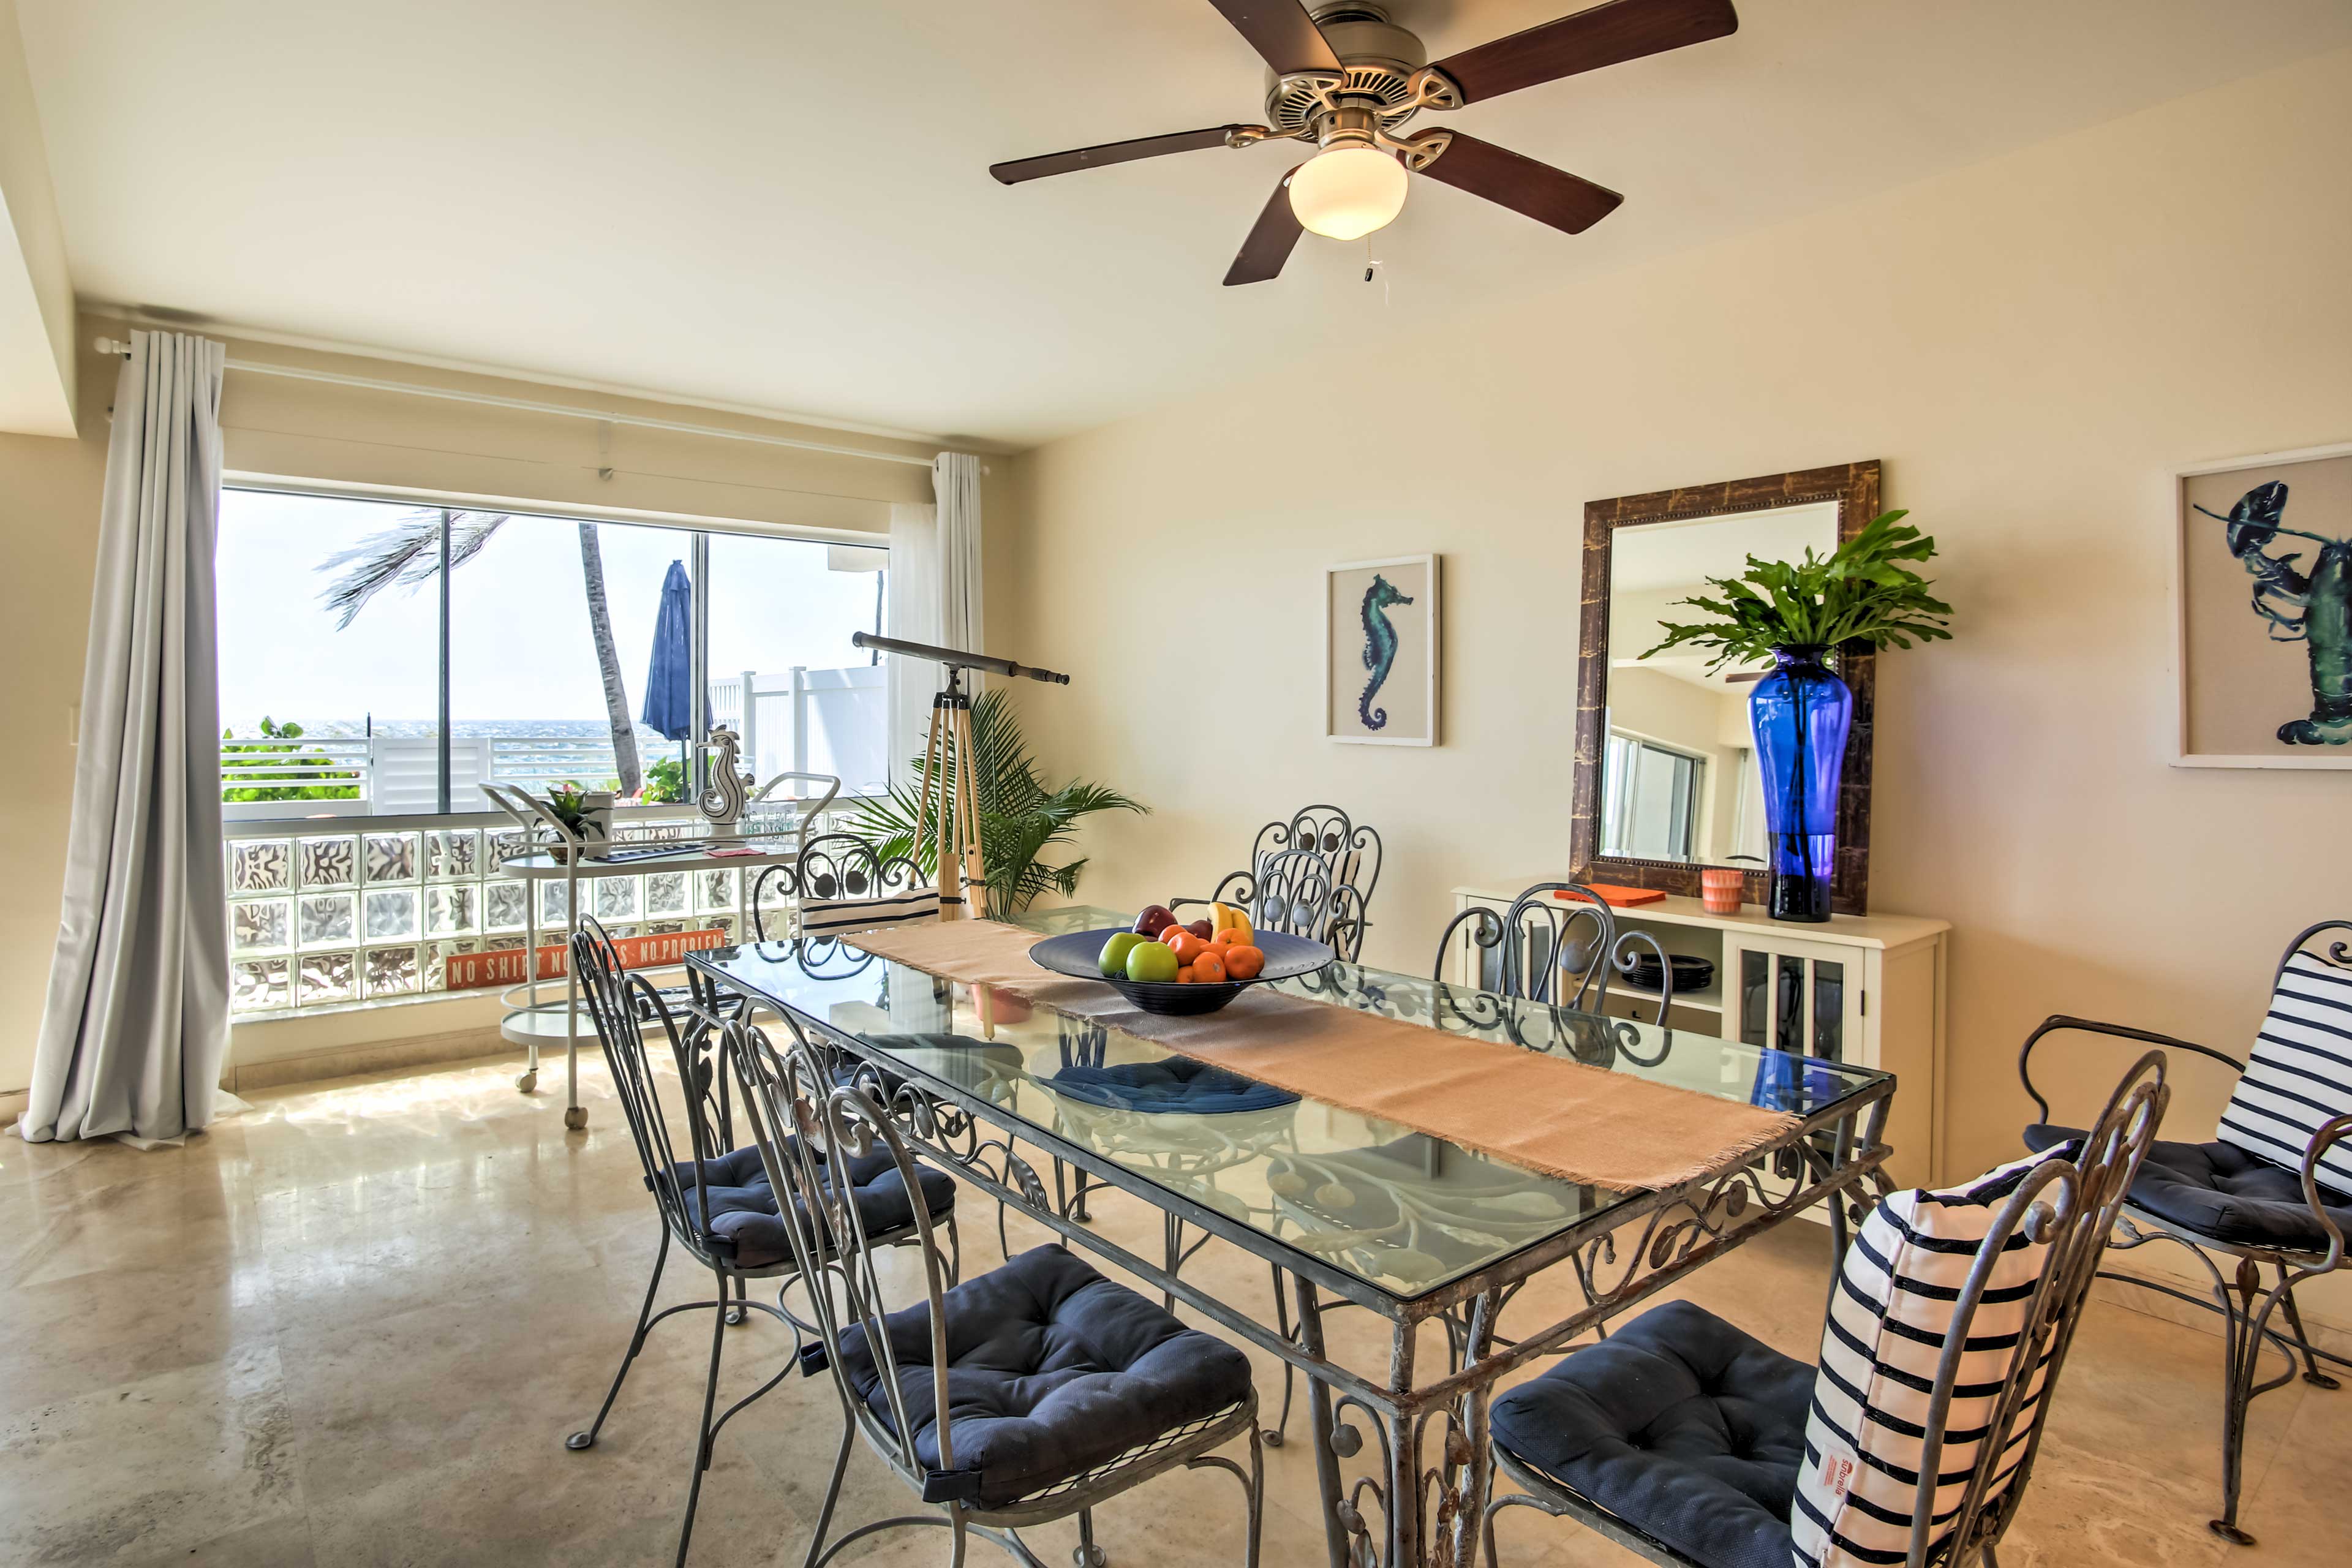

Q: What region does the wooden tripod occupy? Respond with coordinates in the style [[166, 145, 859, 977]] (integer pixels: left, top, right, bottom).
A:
[[913, 668, 987, 921]]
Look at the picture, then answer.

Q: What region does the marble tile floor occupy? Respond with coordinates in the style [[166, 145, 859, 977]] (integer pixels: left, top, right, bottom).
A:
[[2, 1054, 2345, 1567]]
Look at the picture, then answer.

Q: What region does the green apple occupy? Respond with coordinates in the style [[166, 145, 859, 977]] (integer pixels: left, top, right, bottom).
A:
[[1125, 940, 1180, 984], [1098, 932, 1147, 978]]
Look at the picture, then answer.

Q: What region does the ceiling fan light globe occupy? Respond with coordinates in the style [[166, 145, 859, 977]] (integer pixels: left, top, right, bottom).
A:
[[1288, 146, 1408, 241]]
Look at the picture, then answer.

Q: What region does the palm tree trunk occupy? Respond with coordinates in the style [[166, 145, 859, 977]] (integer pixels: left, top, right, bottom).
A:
[[576, 523, 643, 795]]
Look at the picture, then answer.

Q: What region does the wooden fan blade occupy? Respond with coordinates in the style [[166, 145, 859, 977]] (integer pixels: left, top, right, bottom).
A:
[[1205, 0, 1343, 75], [990, 126, 1244, 185], [1416, 132, 1623, 234], [1430, 0, 1737, 105], [1224, 171, 1305, 286]]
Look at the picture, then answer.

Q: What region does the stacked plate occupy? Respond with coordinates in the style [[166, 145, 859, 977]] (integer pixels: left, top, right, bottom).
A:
[[1616, 954, 1715, 995]]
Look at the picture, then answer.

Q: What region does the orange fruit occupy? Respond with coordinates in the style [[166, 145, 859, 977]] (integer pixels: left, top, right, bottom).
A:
[[1221, 944, 1265, 981], [1193, 951, 1227, 984], [1175, 965, 1196, 984], [1163, 930, 1209, 965]]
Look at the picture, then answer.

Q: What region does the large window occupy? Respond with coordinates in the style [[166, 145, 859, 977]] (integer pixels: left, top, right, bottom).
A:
[[216, 489, 889, 818]]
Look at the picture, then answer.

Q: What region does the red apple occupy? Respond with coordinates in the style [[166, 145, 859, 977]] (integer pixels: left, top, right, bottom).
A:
[[1133, 905, 1178, 937], [1185, 918, 1213, 941]]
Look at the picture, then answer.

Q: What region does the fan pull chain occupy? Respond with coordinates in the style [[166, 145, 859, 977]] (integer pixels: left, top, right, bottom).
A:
[[1363, 238, 1389, 305]]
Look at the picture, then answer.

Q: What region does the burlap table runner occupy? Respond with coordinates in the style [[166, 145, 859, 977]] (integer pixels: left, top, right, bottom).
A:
[[843, 920, 1800, 1192]]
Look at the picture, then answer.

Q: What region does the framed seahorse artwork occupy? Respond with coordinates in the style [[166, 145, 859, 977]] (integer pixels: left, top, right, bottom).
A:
[[2173, 442, 2352, 768], [1324, 554, 1439, 746]]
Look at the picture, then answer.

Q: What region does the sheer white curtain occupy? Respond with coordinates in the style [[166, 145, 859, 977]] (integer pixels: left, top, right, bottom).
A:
[[882, 452, 985, 784], [20, 331, 232, 1147], [933, 451, 984, 655], [885, 500, 940, 782]]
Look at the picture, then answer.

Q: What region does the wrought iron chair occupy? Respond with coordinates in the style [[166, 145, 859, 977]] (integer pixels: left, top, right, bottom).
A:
[[729, 1018, 1265, 1568], [1434, 882, 1676, 1027], [1174, 804, 1383, 961], [563, 920, 959, 1566], [748, 830, 932, 944], [2016, 919, 2352, 1545], [1483, 1054, 2169, 1568]]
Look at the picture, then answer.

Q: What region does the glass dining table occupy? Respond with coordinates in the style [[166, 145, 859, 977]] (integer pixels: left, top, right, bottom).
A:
[[684, 906, 1897, 1568]]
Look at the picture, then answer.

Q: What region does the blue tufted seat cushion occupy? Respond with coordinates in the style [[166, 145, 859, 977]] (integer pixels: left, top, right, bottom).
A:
[[661, 1144, 956, 1270], [2026, 1123, 2352, 1252], [1045, 1057, 1300, 1115], [831, 1244, 1252, 1509], [1488, 1299, 1813, 1568]]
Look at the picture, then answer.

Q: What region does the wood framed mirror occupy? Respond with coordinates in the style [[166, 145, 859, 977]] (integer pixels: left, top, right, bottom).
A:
[[1570, 461, 1882, 916]]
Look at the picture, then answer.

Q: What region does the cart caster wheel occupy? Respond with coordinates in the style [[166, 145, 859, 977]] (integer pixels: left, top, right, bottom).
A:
[[2304, 1371, 2342, 1390], [564, 1106, 589, 1131], [2209, 1521, 2256, 1547], [565, 1431, 595, 1451], [517, 1071, 538, 1094], [1072, 1547, 1107, 1568], [1261, 1428, 1284, 1449]]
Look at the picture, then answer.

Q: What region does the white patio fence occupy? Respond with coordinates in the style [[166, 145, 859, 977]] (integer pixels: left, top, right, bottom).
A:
[[221, 663, 889, 819]]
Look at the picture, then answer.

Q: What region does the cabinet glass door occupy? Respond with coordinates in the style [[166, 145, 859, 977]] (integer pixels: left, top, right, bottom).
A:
[[1730, 934, 1860, 1062]]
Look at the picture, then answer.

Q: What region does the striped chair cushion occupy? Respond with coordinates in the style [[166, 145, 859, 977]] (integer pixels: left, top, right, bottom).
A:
[[1791, 1148, 2070, 1568], [799, 888, 940, 940], [2217, 951, 2352, 1196]]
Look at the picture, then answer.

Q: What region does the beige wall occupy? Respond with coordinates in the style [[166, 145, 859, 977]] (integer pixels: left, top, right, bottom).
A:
[[996, 49, 2352, 1211], [0, 323, 999, 1096], [0, 334, 110, 1102]]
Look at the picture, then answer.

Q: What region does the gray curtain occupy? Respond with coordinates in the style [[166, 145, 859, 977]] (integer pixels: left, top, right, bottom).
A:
[[884, 500, 940, 784], [19, 330, 230, 1145], [932, 451, 984, 657]]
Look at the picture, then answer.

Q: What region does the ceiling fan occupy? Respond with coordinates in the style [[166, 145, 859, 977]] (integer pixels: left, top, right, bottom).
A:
[[989, 0, 1738, 285]]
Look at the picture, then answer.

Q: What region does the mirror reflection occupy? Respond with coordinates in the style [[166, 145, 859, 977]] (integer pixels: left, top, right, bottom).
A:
[[1602, 502, 1839, 866]]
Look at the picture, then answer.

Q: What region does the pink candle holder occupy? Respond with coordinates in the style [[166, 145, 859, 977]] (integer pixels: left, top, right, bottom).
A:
[[1700, 867, 1745, 915]]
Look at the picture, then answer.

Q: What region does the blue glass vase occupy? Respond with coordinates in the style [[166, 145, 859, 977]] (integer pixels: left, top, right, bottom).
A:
[[1749, 646, 1853, 923]]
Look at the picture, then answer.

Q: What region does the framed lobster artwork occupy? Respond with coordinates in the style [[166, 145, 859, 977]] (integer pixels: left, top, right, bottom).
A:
[[2174, 442, 2352, 768]]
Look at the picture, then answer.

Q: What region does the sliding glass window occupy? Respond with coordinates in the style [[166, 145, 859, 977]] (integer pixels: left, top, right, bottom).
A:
[[216, 488, 888, 821]]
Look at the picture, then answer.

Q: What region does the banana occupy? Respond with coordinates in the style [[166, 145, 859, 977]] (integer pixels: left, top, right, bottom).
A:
[[1210, 901, 1253, 942]]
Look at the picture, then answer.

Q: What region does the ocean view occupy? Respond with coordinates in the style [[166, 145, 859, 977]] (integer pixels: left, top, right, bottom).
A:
[[226, 718, 626, 740]]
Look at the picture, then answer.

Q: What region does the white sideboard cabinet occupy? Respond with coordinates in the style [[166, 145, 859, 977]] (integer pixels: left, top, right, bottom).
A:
[[1449, 882, 1950, 1188]]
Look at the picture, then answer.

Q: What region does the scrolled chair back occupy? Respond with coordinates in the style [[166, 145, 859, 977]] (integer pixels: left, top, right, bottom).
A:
[[1877, 1050, 2169, 1567], [1434, 882, 1676, 1023], [1261, 804, 1381, 903], [571, 917, 734, 1266], [793, 831, 935, 941], [1245, 847, 1341, 943], [728, 1016, 959, 1491]]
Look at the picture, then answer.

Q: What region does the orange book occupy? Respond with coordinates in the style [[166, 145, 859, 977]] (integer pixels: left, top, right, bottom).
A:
[[1564, 883, 1667, 908]]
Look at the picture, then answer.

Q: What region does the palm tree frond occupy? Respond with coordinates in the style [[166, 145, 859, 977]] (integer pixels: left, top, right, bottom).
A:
[[851, 689, 1145, 912], [319, 509, 511, 629]]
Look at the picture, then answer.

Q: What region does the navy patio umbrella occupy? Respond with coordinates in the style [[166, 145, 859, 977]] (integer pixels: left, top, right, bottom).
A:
[[641, 560, 704, 792]]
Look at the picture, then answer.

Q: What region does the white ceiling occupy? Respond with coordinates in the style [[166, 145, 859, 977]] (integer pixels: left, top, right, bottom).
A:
[[17, 1, 2350, 448]]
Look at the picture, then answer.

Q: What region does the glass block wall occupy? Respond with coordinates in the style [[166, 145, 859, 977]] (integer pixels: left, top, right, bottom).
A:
[[223, 811, 834, 1017]]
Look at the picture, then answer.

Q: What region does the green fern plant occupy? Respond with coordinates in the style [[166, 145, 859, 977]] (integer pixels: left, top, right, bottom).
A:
[[1640, 510, 1955, 672], [851, 688, 1147, 914]]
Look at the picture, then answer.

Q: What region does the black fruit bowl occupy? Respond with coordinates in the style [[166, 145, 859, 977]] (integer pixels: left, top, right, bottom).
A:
[[1029, 928, 1336, 1017]]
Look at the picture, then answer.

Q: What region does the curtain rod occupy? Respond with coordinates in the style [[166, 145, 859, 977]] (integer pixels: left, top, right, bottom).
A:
[[91, 336, 973, 471]]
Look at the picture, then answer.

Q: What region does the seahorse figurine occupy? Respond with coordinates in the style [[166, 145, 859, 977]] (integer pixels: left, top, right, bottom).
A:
[[698, 723, 752, 837], [1358, 574, 1415, 731]]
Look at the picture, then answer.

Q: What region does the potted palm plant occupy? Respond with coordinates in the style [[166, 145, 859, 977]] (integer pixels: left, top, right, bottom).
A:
[[854, 688, 1145, 914], [1642, 511, 1953, 922]]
